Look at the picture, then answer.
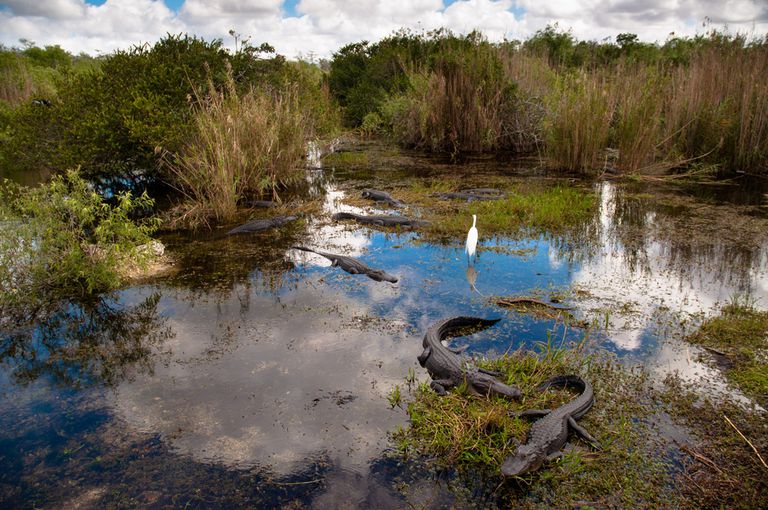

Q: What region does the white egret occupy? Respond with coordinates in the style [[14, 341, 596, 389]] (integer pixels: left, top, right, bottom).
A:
[[465, 214, 478, 264]]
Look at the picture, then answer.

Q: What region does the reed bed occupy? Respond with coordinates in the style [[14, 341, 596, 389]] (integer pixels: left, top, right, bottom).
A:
[[164, 69, 309, 228]]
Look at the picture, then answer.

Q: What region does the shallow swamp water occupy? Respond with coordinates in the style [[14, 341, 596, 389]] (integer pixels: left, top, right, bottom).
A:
[[2, 141, 768, 509]]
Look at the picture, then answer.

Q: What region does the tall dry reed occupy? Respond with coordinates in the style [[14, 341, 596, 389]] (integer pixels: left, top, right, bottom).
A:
[[611, 64, 666, 173], [543, 70, 616, 173], [0, 56, 34, 106], [663, 43, 768, 172], [395, 66, 506, 153], [164, 70, 309, 227]]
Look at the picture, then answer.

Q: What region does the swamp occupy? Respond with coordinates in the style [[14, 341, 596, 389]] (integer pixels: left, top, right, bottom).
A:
[[1, 27, 768, 510]]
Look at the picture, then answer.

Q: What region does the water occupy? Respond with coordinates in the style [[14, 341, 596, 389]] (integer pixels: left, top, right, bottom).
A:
[[2, 148, 768, 508]]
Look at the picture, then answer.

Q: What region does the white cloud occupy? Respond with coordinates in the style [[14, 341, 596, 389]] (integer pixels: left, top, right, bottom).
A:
[[181, 0, 282, 22], [0, 0, 766, 57]]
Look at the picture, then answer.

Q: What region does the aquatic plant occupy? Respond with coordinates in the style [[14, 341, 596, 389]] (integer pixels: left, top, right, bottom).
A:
[[400, 181, 595, 239]]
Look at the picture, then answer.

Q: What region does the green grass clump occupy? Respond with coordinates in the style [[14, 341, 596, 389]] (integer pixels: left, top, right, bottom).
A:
[[321, 151, 370, 166], [687, 298, 768, 403], [400, 181, 595, 239], [394, 344, 675, 508]]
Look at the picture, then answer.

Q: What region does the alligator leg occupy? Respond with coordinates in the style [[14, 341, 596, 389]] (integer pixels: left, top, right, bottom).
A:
[[430, 379, 454, 396], [568, 417, 601, 449], [546, 451, 564, 462], [417, 346, 431, 366]]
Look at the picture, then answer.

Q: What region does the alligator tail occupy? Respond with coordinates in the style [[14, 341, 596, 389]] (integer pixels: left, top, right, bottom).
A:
[[292, 246, 315, 253], [536, 374, 586, 392], [331, 212, 359, 221]]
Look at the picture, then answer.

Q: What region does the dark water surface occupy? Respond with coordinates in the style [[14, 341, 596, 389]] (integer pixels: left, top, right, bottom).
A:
[[2, 149, 768, 508]]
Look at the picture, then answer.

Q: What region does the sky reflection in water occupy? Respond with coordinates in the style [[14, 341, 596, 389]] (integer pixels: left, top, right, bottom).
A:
[[2, 169, 767, 507]]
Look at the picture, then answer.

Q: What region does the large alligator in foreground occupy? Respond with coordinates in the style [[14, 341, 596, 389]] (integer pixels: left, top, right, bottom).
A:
[[361, 189, 404, 208], [501, 375, 600, 477], [331, 212, 429, 229], [417, 317, 521, 399], [292, 246, 398, 283], [226, 215, 298, 235]]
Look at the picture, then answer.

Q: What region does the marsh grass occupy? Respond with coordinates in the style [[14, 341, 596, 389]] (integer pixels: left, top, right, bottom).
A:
[[389, 37, 520, 155], [394, 344, 676, 507], [0, 55, 34, 105], [686, 298, 768, 403], [662, 43, 768, 173], [163, 68, 309, 228], [373, 33, 768, 175]]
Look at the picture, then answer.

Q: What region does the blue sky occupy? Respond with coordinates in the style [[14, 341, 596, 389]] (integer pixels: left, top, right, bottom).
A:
[[3, 1, 767, 58]]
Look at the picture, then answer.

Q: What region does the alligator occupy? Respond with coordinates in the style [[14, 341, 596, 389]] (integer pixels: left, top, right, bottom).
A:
[[226, 215, 298, 235], [463, 188, 505, 195], [243, 199, 278, 208], [417, 317, 522, 399], [331, 212, 429, 229], [501, 375, 600, 477], [292, 246, 398, 283], [361, 189, 404, 208], [495, 297, 589, 328], [432, 190, 506, 202]]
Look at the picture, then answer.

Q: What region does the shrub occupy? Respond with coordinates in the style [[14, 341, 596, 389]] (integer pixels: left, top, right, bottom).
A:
[[0, 169, 159, 312], [1, 34, 288, 183]]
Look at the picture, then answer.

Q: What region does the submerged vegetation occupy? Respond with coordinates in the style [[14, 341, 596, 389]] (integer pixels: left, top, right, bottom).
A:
[[660, 375, 768, 509]]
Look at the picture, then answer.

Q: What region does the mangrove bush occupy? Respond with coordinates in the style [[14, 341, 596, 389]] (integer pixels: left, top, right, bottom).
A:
[[0, 169, 159, 316]]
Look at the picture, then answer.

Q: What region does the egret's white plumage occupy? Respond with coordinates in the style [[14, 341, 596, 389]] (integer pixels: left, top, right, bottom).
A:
[[465, 214, 478, 263]]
